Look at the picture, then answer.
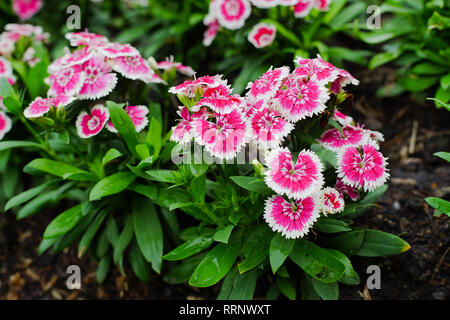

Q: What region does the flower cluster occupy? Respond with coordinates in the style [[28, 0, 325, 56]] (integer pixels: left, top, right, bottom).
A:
[[23, 31, 193, 139], [12, 0, 42, 20], [170, 55, 389, 239], [203, 0, 331, 48], [0, 23, 49, 66]]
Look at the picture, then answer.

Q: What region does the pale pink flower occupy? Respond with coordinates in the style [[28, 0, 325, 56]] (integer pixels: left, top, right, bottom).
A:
[[195, 84, 241, 114], [193, 109, 249, 160], [318, 126, 369, 152], [264, 148, 324, 199], [23, 97, 53, 118], [76, 104, 110, 139], [0, 57, 13, 77], [13, 0, 42, 20], [110, 55, 153, 82], [0, 35, 15, 56], [176, 64, 195, 77], [106, 105, 149, 133], [246, 66, 289, 101], [213, 0, 251, 30], [273, 77, 329, 122], [47, 65, 85, 97], [280, 0, 299, 5], [148, 73, 167, 85], [248, 22, 277, 49], [320, 187, 345, 215], [65, 31, 108, 47], [337, 143, 389, 192], [78, 56, 118, 100], [97, 42, 139, 58], [335, 177, 359, 201], [55, 47, 93, 70], [52, 94, 75, 108], [249, 0, 280, 8], [0, 111, 12, 140], [0, 97, 5, 110], [156, 56, 181, 70], [250, 107, 294, 149], [264, 195, 320, 239], [203, 20, 220, 47]]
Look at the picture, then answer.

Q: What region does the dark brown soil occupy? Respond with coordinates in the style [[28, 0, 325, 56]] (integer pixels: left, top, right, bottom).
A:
[[0, 66, 449, 300]]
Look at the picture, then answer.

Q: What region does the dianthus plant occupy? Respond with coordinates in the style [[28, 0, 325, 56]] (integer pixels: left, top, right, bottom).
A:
[[164, 55, 410, 299]]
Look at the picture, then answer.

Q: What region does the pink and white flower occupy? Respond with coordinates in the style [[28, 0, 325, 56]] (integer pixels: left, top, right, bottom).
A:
[[0, 111, 12, 140], [293, 0, 314, 18], [47, 65, 85, 97], [110, 55, 153, 82], [203, 20, 220, 47], [337, 143, 389, 192], [13, 0, 42, 20], [248, 22, 277, 49], [106, 105, 149, 133], [274, 77, 329, 122], [65, 31, 108, 47], [250, 107, 294, 148], [196, 84, 241, 114], [265, 148, 324, 199], [246, 66, 289, 101], [320, 187, 345, 215], [97, 42, 139, 58], [76, 104, 110, 139], [280, 0, 299, 5], [294, 56, 338, 83], [169, 75, 225, 97], [23, 97, 54, 118], [193, 109, 249, 159], [0, 57, 13, 78], [332, 110, 354, 127], [318, 126, 369, 152], [213, 0, 251, 30], [336, 177, 359, 201], [170, 107, 210, 144], [56, 47, 93, 70], [264, 195, 321, 239], [78, 56, 118, 100]]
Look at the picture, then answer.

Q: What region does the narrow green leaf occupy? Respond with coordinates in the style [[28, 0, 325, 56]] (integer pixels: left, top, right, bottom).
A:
[[44, 204, 83, 239], [133, 196, 163, 273], [230, 176, 272, 194], [269, 233, 296, 274], [113, 215, 134, 264], [311, 278, 339, 300], [78, 209, 109, 258], [162, 237, 213, 261], [89, 172, 136, 201], [5, 180, 55, 211], [213, 225, 235, 244], [356, 229, 411, 257], [102, 148, 123, 166], [107, 101, 139, 157]]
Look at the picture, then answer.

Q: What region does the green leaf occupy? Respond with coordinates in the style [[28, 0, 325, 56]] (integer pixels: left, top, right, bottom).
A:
[[5, 180, 55, 211], [190, 174, 206, 203], [277, 276, 296, 300], [102, 148, 123, 166], [228, 269, 258, 300], [0, 140, 43, 152], [269, 233, 296, 274], [290, 239, 346, 283], [328, 250, 360, 285], [26, 159, 96, 181], [133, 196, 163, 273], [189, 239, 241, 287], [147, 117, 162, 158], [107, 101, 139, 157], [162, 236, 214, 261], [369, 51, 402, 70], [356, 229, 411, 257], [96, 255, 111, 284], [164, 254, 205, 285], [113, 215, 134, 264], [434, 152, 450, 162], [217, 267, 239, 300], [89, 172, 136, 201], [426, 197, 450, 216], [230, 176, 272, 194], [300, 273, 321, 300], [78, 209, 109, 258], [314, 218, 352, 233], [129, 241, 150, 283], [213, 225, 235, 244], [44, 204, 83, 239], [412, 62, 447, 75], [144, 169, 182, 184], [311, 278, 339, 300], [238, 226, 272, 274], [322, 230, 365, 256]]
